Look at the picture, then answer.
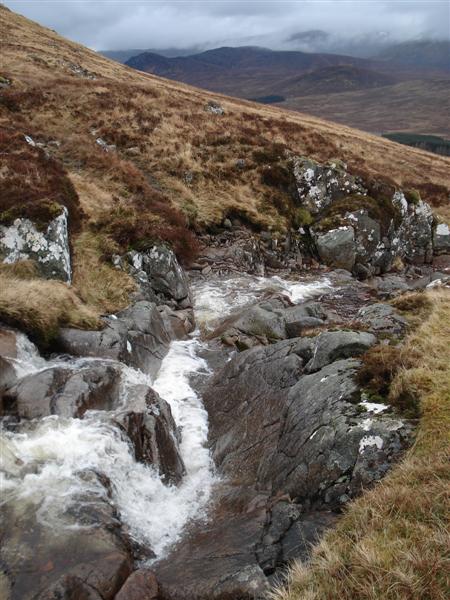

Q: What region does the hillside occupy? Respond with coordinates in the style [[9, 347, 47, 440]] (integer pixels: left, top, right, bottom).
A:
[[377, 40, 450, 71], [1, 6, 450, 600], [281, 79, 450, 137], [124, 45, 450, 137]]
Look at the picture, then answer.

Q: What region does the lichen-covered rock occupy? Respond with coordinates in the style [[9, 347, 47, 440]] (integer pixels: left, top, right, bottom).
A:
[[315, 226, 356, 271], [292, 158, 435, 275], [394, 193, 434, 265], [205, 100, 225, 115], [292, 156, 365, 215], [433, 222, 450, 255], [0, 208, 71, 282], [115, 245, 192, 307]]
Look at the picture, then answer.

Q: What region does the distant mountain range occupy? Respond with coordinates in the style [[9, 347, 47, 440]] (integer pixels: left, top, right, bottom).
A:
[[120, 42, 450, 137]]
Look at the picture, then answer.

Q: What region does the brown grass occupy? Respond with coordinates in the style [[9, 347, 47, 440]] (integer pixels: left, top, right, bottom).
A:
[[0, 273, 102, 345], [0, 4, 449, 237], [273, 288, 450, 600]]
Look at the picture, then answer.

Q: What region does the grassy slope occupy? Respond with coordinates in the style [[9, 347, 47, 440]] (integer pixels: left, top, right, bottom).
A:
[[274, 290, 450, 600], [1, 4, 450, 230]]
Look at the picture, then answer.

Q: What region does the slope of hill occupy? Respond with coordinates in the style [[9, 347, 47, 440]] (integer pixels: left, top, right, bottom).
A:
[[377, 40, 450, 71], [281, 78, 450, 137], [267, 64, 396, 97], [124, 45, 450, 136]]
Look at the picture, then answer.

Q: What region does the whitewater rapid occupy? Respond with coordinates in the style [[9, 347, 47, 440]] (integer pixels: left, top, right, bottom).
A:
[[0, 273, 331, 559]]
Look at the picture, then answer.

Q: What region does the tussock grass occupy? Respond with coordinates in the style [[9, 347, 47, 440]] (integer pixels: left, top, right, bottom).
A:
[[0, 273, 102, 345], [273, 289, 450, 600], [72, 231, 136, 314]]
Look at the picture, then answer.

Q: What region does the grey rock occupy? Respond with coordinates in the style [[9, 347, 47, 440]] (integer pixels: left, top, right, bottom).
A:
[[357, 303, 408, 336], [59, 301, 171, 378], [315, 226, 356, 271], [433, 222, 450, 255], [306, 330, 376, 373], [205, 100, 225, 115], [158, 306, 195, 340], [2, 361, 123, 419], [285, 316, 324, 338], [0, 356, 17, 396], [114, 385, 185, 485], [0, 208, 71, 282], [118, 245, 191, 306], [230, 304, 287, 340], [291, 156, 365, 215], [375, 275, 410, 299]]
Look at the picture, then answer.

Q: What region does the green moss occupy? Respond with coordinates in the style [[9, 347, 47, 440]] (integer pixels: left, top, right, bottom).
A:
[[317, 193, 402, 235], [404, 188, 421, 205], [293, 207, 313, 228]]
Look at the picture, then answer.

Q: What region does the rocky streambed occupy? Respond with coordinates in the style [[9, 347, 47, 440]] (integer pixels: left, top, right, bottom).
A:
[[0, 259, 424, 600]]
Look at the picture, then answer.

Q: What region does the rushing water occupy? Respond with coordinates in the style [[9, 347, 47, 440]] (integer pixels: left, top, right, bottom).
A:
[[0, 273, 331, 559]]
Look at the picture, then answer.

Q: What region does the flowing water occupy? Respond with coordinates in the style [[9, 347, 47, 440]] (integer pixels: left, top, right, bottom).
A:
[[0, 273, 331, 559]]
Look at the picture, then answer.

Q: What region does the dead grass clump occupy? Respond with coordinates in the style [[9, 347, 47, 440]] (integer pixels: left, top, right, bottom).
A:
[[403, 181, 449, 209], [0, 259, 40, 279], [391, 291, 433, 330], [0, 273, 101, 346], [357, 344, 404, 396], [273, 289, 450, 600], [72, 231, 136, 314], [0, 128, 83, 230]]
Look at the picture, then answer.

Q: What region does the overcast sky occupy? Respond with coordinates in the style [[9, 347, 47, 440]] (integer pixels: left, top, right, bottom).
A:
[[4, 1, 450, 52]]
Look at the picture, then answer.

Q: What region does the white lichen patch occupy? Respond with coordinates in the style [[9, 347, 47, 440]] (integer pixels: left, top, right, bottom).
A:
[[0, 208, 71, 282], [359, 435, 384, 453]]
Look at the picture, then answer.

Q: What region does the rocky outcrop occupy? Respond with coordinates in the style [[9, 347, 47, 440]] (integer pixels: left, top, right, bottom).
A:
[[114, 385, 185, 485], [114, 246, 192, 308], [0, 208, 71, 282], [292, 157, 437, 278], [58, 301, 171, 378], [292, 156, 365, 215]]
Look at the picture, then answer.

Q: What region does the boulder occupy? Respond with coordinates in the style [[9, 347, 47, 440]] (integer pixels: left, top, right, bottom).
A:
[[292, 156, 365, 215], [315, 227, 356, 271], [357, 303, 408, 336], [0, 327, 18, 358], [205, 100, 225, 115], [59, 301, 171, 378], [0, 208, 71, 282], [395, 195, 434, 265], [433, 223, 450, 255], [115, 246, 191, 306], [114, 385, 185, 485], [2, 361, 123, 419], [305, 330, 376, 373], [0, 356, 17, 395], [375, 274, 410, 299]]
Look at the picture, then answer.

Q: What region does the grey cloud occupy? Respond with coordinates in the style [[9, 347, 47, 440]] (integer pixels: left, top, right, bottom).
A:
[[4, 0, 449, 52]]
